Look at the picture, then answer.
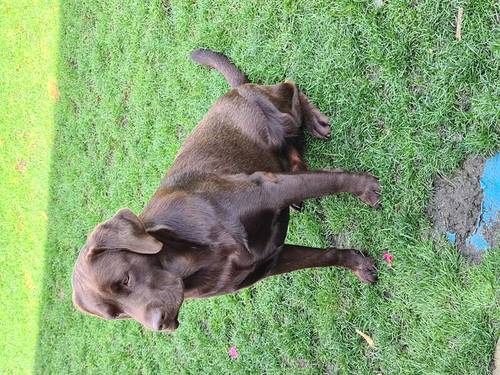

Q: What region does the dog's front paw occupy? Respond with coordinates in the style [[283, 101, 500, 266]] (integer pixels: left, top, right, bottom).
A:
[[357, 174, 381, 208], [353, 256, 377, 284]]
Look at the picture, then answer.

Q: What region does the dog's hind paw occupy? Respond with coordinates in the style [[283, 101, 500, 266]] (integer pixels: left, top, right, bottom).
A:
[[308, 110, 331, 139]]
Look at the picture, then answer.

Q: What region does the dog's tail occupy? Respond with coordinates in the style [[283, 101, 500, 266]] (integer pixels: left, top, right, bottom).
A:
[[190, 48, 249, 88]]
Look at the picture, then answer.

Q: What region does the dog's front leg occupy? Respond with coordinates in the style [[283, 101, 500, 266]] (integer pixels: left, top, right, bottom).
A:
[[252, 170, 380, 208], [267, 245, 377, 283]]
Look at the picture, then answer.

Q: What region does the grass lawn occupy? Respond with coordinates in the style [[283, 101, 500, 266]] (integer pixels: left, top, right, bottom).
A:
[[0, 0, 58, 373], [3, 0, 499, 373]]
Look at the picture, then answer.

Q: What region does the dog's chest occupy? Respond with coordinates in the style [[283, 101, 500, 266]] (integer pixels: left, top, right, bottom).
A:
[[240, 208, 289, 257], [183, 208, 290, 298], [183, 250, 279, 298]]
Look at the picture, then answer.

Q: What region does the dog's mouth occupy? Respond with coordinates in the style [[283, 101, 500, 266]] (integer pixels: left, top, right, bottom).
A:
[[164, 317, 180, 332], [157, 316, 179, 333], [169, 311, 180, 330]]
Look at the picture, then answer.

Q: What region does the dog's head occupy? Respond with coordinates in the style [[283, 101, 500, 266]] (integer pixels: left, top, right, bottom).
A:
[[72, 208, 183, 332]]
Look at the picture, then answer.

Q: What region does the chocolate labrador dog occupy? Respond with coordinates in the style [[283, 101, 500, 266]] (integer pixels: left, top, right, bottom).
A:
[[72, 49, 380, 333]]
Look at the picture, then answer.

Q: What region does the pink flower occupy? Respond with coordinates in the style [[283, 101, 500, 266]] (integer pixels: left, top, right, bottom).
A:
[[229, 346, 239, 359], [383, 252, 394, 264]]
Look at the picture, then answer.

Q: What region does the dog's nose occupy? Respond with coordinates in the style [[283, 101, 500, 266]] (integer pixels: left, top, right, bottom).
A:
[[149, 309, 165, 331], [149, 309, 178, 332]]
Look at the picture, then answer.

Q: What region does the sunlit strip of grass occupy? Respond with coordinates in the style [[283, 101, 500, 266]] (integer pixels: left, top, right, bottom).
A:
[[0, 1, 59, 373]]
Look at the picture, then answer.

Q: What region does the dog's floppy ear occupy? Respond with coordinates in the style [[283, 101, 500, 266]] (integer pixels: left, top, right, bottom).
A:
[[86, 208, 163, 258]]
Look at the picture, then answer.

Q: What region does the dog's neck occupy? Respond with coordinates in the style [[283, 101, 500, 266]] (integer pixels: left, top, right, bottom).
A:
[[157, 243, 239, 299], [157, 245, 206, 298], [158, 245, 198, 274]]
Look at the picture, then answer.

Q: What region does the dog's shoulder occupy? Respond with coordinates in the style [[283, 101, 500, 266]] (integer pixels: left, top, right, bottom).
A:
[[141, 173, 249, 251]]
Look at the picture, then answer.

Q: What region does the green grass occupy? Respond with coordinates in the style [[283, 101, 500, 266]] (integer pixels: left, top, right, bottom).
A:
[[4, 0, 500, 373], [0, 0, 58, 373]]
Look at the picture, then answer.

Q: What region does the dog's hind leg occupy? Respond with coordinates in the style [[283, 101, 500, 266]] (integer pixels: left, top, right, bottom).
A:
[[238, 81, 331, 147], [297, 90, 331, 140]]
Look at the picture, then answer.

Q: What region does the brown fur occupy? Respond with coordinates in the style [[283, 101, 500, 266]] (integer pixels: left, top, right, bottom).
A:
[[72, 49, 380, 332]]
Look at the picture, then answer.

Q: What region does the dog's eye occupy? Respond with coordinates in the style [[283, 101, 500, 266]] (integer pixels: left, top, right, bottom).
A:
[[114, 312, 128, 319], [122, 274, 130, 286]]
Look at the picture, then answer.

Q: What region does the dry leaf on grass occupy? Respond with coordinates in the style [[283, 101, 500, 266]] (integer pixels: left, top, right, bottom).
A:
[[456, 7, 463, 41], [15, 159, 27, 173], [356, 329, 375, 348], [48, 80, 60, 100]]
